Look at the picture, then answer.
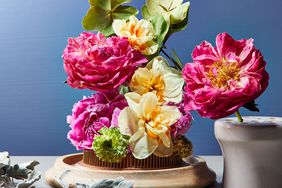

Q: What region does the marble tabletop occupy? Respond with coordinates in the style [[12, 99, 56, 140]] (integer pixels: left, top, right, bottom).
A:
[[12, 155, 223, 188]]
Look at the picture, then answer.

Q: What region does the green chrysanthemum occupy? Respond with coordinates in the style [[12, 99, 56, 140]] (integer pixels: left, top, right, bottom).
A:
[[173, 135, 193, 158], [93, 127, 129, 163]]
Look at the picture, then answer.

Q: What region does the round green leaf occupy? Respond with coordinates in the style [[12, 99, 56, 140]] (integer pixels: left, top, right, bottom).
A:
[[112, 6, 138, 20], [82, 6, 111, 31], [101, 25, 115, 37], [92, 0, 111, 10], [112, 0, 132, 10]]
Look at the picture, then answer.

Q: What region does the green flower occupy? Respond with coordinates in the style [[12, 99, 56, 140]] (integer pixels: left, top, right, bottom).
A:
[[143, 0, 190, 24], [142, 0, 190, 35], [93, 127, 129, 163], [83, 0, 138, 36], [173, 135, 193, 158]]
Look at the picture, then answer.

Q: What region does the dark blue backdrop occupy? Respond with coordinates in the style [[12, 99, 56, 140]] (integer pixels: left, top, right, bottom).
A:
[[0, 0, 281, 155]]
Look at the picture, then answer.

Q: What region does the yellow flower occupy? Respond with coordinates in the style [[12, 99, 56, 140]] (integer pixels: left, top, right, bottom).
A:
[[118, 92, 181, 159], [112, 16, 158, 55], [129, 56, 184, 103]]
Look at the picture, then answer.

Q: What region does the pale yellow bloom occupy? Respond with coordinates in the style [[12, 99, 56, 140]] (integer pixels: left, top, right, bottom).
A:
[[129, 56, 184, 104], [112, 16, 158, 55], [118, 92, 181, 159]]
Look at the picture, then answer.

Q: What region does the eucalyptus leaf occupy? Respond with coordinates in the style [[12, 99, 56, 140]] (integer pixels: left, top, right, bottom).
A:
[[112, 6, 138, 20], [16, 170, 41, 188], [0, 152, 10, 169], [82, 6, 111, 31], [151, 14, 169, 46], [55, 172, 134, 188], [7, 161, 40, 179], [0, 152, 41, 188], [0, 176, 12, 188], [90, 177, 133, 188]]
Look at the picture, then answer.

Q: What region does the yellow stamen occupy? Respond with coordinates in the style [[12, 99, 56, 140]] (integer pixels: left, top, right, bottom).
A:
[[207, 60, 240, 88]]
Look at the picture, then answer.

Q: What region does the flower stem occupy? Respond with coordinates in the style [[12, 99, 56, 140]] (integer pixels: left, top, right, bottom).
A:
[[160, 48, 182, 70], [235, 110, 243, 123]]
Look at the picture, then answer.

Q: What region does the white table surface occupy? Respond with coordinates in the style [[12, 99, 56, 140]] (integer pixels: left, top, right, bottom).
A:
[[12, 156, 223, 188]]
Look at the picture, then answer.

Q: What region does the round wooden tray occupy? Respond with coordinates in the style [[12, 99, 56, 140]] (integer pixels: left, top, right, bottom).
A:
[[45, 153, 216, 188]]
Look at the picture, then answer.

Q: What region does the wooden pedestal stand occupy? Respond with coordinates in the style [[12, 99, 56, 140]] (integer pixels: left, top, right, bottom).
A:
[[45, 153, 216, 188]]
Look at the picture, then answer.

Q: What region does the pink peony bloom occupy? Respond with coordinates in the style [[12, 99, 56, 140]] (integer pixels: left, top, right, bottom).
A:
[[170, 97, 193, 137], [67, 90, 127, 150], [183, 32, 269, 119], [63, 32, 147, 92]]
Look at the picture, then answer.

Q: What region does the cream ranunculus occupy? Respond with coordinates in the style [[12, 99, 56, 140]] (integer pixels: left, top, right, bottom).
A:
[[129, 56, 184, 104], [112, 16, 158, 55], [118, 92, 181, 159]]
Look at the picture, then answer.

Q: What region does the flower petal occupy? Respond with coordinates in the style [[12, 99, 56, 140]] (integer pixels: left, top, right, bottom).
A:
[[160, 105, 182, 125], [129, 120, 145, 143], [112, 19, 126, 36], [163, 72, 184, 103], [192, 41, 218, 62], [170, 2, 190, 25], [124, 92, 142, 117], [118, 107, 139, 136], [140, 92, 158, 118], [149, 56, 170, 75], [131, 134, 159, 159]]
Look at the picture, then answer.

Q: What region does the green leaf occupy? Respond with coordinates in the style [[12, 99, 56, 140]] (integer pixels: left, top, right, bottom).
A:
[[101, 25, 115, 37], [112, 0, 132, 10], [119, 85, 129, 95], [89, 0, 95, 6], [171, 49, 183, 69], [112, 6, 138, 20], [243, 101, 260, 112], [141, 5, 152, 20], [151, 14, 169, 46], [92, 0, 111, 10], [82, 6, 111, 31]]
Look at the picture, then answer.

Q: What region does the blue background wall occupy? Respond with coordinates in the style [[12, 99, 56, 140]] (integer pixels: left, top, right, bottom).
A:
[[0, 0, 281, 155]]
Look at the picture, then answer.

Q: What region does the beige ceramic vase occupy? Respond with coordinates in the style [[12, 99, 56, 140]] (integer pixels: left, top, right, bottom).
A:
[[215, 116, 282, 188]]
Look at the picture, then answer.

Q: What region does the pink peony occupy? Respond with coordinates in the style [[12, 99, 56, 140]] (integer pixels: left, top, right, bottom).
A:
[[170, 98, 193, 137], [63, 32, 147, 92], [67, 90, 127, 150], [183, 32, 269, 119]]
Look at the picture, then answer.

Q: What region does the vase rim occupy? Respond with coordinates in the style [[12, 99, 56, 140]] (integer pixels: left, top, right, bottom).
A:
[[215, 116, 282, 127], [214, 116, 282, 141]]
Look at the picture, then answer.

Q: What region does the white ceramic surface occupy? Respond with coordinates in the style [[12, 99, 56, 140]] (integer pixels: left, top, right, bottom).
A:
[[215, 116, 282, 188]]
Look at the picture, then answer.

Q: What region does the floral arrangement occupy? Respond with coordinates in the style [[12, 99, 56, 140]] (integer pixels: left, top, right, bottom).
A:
[[63, 0, 192, 163], [63, 0, 269, 163]]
